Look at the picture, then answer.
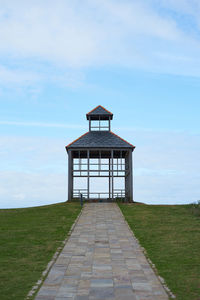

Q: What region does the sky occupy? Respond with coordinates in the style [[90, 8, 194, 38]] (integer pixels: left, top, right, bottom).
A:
[[0, 0, 200, 208]]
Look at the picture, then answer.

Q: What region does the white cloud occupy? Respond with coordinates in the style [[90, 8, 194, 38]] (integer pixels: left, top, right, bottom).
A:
[[0, 64, 40, 84], [0, 136, 69, 173], [117, 128, 200, 204], [0, 63, 85, 88], [0, 135, 68, 208], [156, 0, 200, 16], [0, 120, 86, 129], [0, 171, 67, 208], [0, 1, 100, 67], [96, 0, 181, 41], [0, 0, 200, 84]]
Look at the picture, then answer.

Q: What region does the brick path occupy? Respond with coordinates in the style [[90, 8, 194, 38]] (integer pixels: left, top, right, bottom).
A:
[[35, 203, 168, 300]]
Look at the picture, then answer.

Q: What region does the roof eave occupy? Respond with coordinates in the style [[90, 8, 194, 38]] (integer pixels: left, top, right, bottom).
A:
[[66, 146, 135, 150]]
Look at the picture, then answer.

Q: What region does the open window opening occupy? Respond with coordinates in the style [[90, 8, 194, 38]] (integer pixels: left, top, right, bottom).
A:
[[90, 120, 110, 131], [73, 177, 87, 198], [90, 177, 109, 199]]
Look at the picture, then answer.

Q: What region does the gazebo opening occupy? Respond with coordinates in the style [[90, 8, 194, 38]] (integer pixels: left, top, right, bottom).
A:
[[90, 177, 109, 199], [66, 105, 135, 202]]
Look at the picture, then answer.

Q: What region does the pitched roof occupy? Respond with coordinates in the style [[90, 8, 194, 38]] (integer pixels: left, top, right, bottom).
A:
[[86, 105, 113, 120], [66, 131, 135, 150]]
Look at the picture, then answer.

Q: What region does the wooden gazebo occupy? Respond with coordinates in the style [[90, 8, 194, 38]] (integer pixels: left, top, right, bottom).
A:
[[66, 105, 135, 202]]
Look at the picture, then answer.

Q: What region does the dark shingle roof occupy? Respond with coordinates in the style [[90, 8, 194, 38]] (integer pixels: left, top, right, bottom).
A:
[[66, 131, 135, 150], [86, 105, 113, 120]]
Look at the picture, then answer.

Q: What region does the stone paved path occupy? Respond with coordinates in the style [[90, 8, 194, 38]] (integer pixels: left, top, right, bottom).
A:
[[35, 203, 168, 300]]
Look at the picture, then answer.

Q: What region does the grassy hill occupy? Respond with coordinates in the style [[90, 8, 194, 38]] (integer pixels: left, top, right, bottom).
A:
[[118, 203, 200, 300], [0, 202, 81, 300], [1, 201, 200, 300]]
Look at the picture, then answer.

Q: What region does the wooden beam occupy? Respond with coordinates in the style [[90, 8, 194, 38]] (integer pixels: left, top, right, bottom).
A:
[[87, 150, 90, 199], [68, 150, 73, 201]]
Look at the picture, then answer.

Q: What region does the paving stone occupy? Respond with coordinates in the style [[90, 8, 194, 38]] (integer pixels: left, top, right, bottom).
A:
[[130, 276, 148, 283], [75, 296, 89, 300], [35, 287, 58, 297], [113, 275, 131, 287], [93, 264, 112, 271], [115, 286, 137, 300], [36, 296, 56, 300], [62, 277, 79, 286], [55, 297, 74, 300], [132, 282, 152, 291], [89, 287, 114, 299], [78, 280, 90, 289], [35, 203, 169, 300], [44, 274, 64, 286], [90, 279, 113, 288], [77, 289, 89, 296]]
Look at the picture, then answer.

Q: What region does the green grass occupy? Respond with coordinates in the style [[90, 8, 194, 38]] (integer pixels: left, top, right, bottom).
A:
[[0, 202, 81, 300], [118, 203, 200, 300]]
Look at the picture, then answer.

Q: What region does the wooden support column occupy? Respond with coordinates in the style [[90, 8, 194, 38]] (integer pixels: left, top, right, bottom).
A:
[[109, 116, 111, 131], [87, 150, 90, 200], [68, 150, 73, 201], [125, 151, 129, 202], [89, 118, 91, 131], [129, 150, 133, 202], [109, 158, 111, 199], [111, 150, 114, 201]]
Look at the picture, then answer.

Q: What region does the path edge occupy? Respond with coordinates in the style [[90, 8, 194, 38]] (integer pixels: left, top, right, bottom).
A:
[[26, 204, 84, 300], [116, 203, 176, 299]]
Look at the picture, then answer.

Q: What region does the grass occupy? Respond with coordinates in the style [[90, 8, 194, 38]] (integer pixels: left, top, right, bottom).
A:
[[118, 203, 200, 300], [0, 202, 81, 300]]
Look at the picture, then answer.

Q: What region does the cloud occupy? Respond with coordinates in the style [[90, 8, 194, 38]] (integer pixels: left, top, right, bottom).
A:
[[116, 128, 200, 204], [0, 64, 40, 85], [0, 171, 67, 208], [0, 135, 68, 208], [0, 63, 85, 89], [96, 0, 181, 41], [0, 136, 69, 173], [0, 0, 200, 86], [154, 0, 200, 16], [0, 130, 199, 208], [0, 120, 86, 129], [0, 1, 100, 67]]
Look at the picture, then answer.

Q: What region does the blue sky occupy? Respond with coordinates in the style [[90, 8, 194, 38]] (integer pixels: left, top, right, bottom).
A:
[[0, 0, 200, 208]]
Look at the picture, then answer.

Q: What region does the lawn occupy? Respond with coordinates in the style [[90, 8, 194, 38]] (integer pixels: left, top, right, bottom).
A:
[[118, 203, 200, 300], [0, 202, 81, 300]]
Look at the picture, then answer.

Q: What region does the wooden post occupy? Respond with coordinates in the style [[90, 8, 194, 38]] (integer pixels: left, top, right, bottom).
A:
[[125, 151, 129, 202], [68, 150, 73, 201], [89, 118, 91, 131], [111, 150, 114, 201], [87, 150, 90, 200], [109, 116, 111, 131], [129, 150, 133, 202], [109, 158, 111, 199]]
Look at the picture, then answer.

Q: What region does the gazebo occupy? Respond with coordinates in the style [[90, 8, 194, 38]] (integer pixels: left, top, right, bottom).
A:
[[66, 105, 135, 202]]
